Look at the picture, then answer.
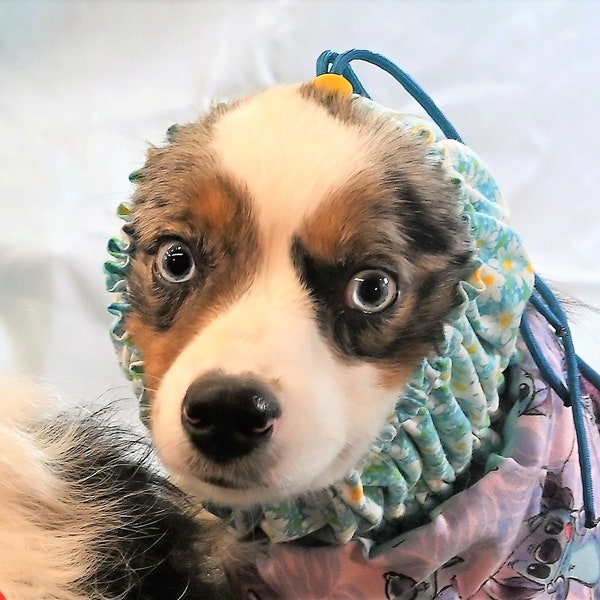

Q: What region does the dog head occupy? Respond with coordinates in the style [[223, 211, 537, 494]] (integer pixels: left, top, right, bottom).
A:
[[122, 82, 473, 506]]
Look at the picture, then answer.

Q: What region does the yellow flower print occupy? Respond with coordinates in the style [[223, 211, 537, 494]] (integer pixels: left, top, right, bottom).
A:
[[349, 485, 364, 504], [476, 264, 506, 302], [502, 258, 514, 271], [466, 344, 480, 355], [499, 313, 513, 329], [413, 124, 435, 144], [482, 271, 497, 287], [453, 381, 468, 393]]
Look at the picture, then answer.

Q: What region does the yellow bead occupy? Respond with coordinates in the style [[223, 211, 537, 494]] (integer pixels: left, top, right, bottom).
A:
[[311, 73, 353, 95]]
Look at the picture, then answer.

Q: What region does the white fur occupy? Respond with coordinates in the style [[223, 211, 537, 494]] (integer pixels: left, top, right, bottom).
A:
[[0, 381, 100, 600], [153, 262, 401, 506], [152, 87, 407, 506], [212, 85, 371, 243]]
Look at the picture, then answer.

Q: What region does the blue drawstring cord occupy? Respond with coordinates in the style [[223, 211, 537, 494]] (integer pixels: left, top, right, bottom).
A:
[[523, 276, 597, 528], [316, 49, 598, 528], [316, 49, 464, 143]]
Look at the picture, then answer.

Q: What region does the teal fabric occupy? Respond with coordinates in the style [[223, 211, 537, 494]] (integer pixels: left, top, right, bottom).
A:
[[105, 204, 147, 420], [104, 96, 535, 544]]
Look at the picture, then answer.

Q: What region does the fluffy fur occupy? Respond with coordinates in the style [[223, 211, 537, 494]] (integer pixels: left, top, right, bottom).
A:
[[0, 381, 231, 599]]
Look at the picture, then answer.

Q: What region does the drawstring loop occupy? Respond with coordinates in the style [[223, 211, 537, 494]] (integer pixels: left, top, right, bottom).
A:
[[316, 49, 464, 142], [521, 276, 598, 528]]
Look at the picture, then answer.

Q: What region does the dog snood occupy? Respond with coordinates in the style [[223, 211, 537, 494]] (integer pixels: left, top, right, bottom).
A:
[[106, 50, 600, 599], [106, 96, 536, 545]]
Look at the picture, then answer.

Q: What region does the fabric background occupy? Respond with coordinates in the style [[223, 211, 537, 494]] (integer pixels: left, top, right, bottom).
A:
[[1, 1, 599, 406]]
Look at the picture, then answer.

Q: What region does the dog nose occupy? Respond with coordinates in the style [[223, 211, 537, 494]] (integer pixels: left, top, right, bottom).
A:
[[182, 373, 281, 463]]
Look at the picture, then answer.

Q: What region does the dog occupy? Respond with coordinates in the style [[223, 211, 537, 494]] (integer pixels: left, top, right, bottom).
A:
[[2, 70, 599, 599], [100, 70, 600, 599]]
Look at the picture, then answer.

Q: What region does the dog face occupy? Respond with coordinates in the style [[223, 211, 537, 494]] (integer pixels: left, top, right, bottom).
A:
[[124, 83, 473, 506]]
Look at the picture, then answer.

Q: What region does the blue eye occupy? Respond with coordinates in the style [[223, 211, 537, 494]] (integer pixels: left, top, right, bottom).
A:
[[345, 269, 398, 313], [156, 240, 195, 283]]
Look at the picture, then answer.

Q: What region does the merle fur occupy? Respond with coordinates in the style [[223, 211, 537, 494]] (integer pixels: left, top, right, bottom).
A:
[[52, 414, 232, 599]]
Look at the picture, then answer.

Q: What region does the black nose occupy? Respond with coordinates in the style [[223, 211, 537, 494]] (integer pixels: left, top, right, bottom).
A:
[[182, 372, 281, 463]]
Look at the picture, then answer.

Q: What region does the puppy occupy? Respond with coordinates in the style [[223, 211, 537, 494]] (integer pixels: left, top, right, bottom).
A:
[[111, 80, 488, 595], [123, 81, 473, 511], [0, 381, 231, 599], [7, 78, 582, 598]]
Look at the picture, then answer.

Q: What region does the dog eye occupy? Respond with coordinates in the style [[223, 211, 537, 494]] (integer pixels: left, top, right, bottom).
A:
[[156, 240, 196, 283], [345, 269, 398, 313]]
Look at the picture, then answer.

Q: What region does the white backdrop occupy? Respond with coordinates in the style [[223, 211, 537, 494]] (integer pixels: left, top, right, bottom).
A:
[[1, 1, 599, 404]]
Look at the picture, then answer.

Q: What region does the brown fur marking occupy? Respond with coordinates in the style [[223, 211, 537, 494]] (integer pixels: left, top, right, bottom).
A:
[[126, 108, 261, 394], [294, 108, 474, 379]]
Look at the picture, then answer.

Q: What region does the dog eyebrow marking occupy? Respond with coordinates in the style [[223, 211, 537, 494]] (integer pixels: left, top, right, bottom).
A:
[[299, 82, 466, 256], [294, 161, 473, 369], [126, 167, 261, 389], [129, 170, 259, 325]]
